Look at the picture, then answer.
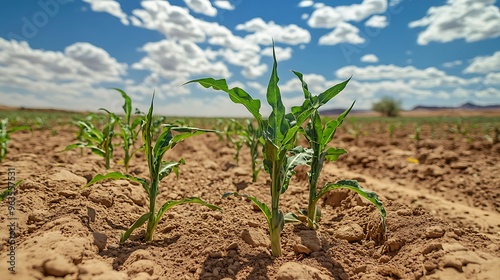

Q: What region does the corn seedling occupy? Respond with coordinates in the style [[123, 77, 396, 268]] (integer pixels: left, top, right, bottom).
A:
[[291, 72, 386, 231], [388, 123, 395, 139], [485, 126, 499, 144], [409, 124, 421, 148], [0, 180, 23, 202], [187, 45, 314, 256], [65, 112, 116, 169], [106, 89, 143, 172], [82, 95, 221, 243], [0, 119, 30, 163]]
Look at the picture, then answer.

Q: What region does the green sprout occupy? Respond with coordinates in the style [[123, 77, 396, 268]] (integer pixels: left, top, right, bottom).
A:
[[291, 72, 386, 231], [188, 45, 325, 257], [0, 118, 30, 163], [82, 94, 221, 243], [65, 111, 116, 169]]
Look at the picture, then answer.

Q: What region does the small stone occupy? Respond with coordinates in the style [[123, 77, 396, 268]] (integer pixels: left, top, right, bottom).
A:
[[425, 226, 445, 238], [379, 255, 390, 263], [226, 242, 238, 250], [297, 230, 322, 252], [247, 220, 260, 227], [209, 251, 223, 258], [354, 265, 367, 273], [424, 261, 438, 272], [293, 244, 312, 254], [422, 242, 443, 254], [89, 190, 114, 207], [241, 229, 270, 248], [92, 232, 107, 252], [58, 189, 77, 198], [335, 223, 364, 242], [211, 212, 223, 220], [43, 255, 77, 277]]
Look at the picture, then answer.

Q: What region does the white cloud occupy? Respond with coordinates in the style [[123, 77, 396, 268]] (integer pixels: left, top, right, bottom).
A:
[[360, 54, 379, 63], [463, 51, 500, 74], [184, 0, 217, 17], [83, 0, 129, 25], [365, 15, 388, 28], [236, 18, 311, 45], [318, 22, 365, 45], [484, 72, 500, 85], [442, 60, 463, 68], [261, 47, 292, 61], [214, 0, 235, 10], [308, 0, 388, 28], [0, 39, 130, 112], [299, 1, 314, 8], [409, 0, 500, 45], [132, 1, 205, 41], [217, 49, 261, 67], [242, 64, 268, 79], [301, 13, 309, 20], [132, 39, 230, 81]]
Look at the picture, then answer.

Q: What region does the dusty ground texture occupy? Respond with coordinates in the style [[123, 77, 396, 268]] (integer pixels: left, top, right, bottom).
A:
[[0, 119, 499, 280]]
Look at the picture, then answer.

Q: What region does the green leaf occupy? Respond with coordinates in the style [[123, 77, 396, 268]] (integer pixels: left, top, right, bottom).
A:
[[291, 70, 312, 102], [120, 212, 151, 243], [315, 180, 386, 232], [222, 192, 271, 227], [185, 78, 262, 124], [112, 88, 132, 124], [154, 197, 222, 230], [284, 212, 301, 223], [63, 143, 87, 151], [324, 147, 347, 162], [82, 171, 149, 194], [282, 146, 313, 193], [315, 78, 351, 109], [265, 43, 287, 145], [0, 180, 22, 201], [158, 159, 185, 181], [322, 101, 355, 146]]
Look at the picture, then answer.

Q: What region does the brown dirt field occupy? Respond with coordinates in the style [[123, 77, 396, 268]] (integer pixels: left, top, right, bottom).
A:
[[0, 119, 499, 280]]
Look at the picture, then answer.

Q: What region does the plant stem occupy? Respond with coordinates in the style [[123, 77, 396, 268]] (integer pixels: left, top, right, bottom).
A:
[[145, 177, 158, 241], [269, 158, 282, 257]]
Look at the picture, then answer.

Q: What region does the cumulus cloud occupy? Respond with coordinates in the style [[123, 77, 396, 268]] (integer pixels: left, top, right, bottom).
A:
[[83, 0, 129, 25], [0, 38, 129, 111], [184, 0, 217, 17], [365, 15, 388, 28], [318, 22, 365, 45], [463, 51, 500, 74], [214, 0, 235, 10], [298, 1, 314, 8], [132, 39, 230, 81], [308, 0, 387, 28], [236, 18, 311, 45], [409, 0, 500, 45], [242, 64, 268, 79], [360, 54, 379, 63]]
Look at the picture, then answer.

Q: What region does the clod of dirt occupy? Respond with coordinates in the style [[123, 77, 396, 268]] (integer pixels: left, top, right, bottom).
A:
[[335, 223, 364, 242], [43, 255, 77, 277], [78, 259, 128, 280], [276, 262, 331, 280], [88, 189, 114, 207], [127, 259, 157, 276], [296, 230, 322, 252], [50, 169, 87, 186], [241, 228, 270, 248], [293, 244, 312, 254], [425, 225, 445, 238], [92, 232, 107, 252]]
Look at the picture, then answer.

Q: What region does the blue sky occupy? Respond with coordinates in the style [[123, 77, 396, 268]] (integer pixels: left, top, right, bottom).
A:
[[0, 0, 499, 117]]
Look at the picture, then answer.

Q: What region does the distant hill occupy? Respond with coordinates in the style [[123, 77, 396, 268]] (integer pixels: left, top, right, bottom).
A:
[[412, 102, 500, 111], [320, 108, 371, 115]]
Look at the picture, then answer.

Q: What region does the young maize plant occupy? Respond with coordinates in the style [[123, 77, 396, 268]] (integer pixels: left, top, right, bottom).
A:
[[291, 72, 386, 231], [243, 120, 262, 182], [65, 112, 116, 169], [0, 118, 30, 163], [105, 89, 143, 172], [187, 45, 315, 257], [82, 94, 221, 243]]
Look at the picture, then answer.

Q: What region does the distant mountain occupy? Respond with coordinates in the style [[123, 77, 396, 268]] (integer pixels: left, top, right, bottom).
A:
[[412, 102, 500, 111]]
